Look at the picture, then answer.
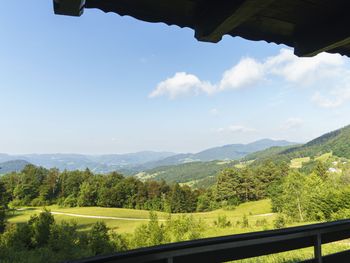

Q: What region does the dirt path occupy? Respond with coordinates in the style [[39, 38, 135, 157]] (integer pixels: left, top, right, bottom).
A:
[[35, 210, 166, 221], [253, 213, 275, 217]]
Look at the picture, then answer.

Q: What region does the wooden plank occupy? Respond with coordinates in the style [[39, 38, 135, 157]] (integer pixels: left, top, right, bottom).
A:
[[53, 0, 85, 17], [294, 13, 350, 57], [195, 0, 276, 43], [314, 234, 322, 263]]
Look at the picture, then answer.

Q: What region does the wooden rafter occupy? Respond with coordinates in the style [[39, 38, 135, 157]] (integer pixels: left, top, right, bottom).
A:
[[294, 15, 350, 57], [54, 0, 86, 17], [195, 0, 275, 43]]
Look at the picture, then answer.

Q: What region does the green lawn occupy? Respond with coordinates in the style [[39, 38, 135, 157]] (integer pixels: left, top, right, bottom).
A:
[[290, 157, 311, 169], [314, 152, 333, 162], [8, 200, 273, 235], [7, 199, 350, 262]]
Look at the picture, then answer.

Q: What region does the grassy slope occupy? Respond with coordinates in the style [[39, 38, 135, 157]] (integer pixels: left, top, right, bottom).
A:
[[8, 200, 273, 235], [135, 160, 237, 188]]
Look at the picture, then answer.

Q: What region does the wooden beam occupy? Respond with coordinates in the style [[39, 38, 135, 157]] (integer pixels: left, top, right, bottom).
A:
[[295, 15, 350, 57], [53, 0, 86, 17], [195, 0, 275, 43]]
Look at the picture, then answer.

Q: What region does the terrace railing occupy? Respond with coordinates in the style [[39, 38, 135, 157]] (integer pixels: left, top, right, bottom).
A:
[[70, 219, 350, 263]]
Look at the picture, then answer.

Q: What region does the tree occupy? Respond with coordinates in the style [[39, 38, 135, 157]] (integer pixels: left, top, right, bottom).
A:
[[0, 181, 8, 233], [77, 181, 97, 207], [28, 209, 55, 247], [277, 171, 307, 221], [313, 161, 328, 179], [88, 222, 113, 255]]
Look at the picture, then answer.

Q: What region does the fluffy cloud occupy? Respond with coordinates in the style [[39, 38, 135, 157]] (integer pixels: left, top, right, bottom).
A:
[[218, 58, 264, 91], [281, 118, 304, 130], [148, 72, 214, 99], [149, 49, 349, 107], [266, 49, 344, 84]]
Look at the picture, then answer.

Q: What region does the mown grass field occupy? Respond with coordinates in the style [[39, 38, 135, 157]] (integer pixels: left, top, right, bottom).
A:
[[290, 157, 311, 169], [7, 199, 350, 262], [8, 200, 274, 234]]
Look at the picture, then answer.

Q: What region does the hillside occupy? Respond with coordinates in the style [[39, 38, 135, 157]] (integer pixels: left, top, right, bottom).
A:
[[139, 139, 296, 169], [135, 160, 238, 188], [0, 160, 31, 174], [280, 125, 350, 159], [244, 145, 298, 162], [247, 125, 350, 163]]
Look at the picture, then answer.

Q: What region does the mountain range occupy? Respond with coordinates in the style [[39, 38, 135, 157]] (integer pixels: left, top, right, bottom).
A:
[[0, 139, 295, 174], [136, 125, 350, 187]]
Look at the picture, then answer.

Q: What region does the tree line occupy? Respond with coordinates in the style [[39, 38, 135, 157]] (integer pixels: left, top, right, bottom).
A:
[[0, 161, 288, 216], [0, 165, 200, 214]]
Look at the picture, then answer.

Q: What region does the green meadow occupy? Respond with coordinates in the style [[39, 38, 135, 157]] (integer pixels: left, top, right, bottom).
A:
[[8, 199, 350, 262], [9, 199, 273, 235]]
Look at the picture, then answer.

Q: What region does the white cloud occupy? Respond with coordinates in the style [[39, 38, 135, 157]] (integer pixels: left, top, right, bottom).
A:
[[281, 118, 304, 130], [148, 72, 215, 99], [218, 58, 264, 91], [266, 49, 344, 84], [149, 48, 349, 105]]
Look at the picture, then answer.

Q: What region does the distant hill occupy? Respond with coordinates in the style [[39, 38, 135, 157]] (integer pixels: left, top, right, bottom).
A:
[[279, 125, 350, 159], [244, 145, 299, 162], [0, 152, 176, 174], [0, 139, 295, 173], [246, 125, 350, 163], [0, 160, 31, 174], [135, 160, 238, 188], [139, 139, 296, 169]]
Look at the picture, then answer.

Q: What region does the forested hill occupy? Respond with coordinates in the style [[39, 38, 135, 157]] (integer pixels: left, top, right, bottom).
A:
[[280, 125, 350, 158], [140, 139, 296, 169], [247, 125, 350, 162], [0, 160, 31, 174]]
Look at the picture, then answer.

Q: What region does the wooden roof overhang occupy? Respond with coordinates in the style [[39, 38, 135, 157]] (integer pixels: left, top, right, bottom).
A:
[[53, 0, 350, 57]]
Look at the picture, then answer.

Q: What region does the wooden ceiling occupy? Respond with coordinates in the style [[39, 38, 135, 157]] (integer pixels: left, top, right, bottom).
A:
[[54, 0, 350, 57]]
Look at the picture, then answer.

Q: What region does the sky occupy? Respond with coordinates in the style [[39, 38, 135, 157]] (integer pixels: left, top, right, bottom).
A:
[[1, 1, 350, 154]]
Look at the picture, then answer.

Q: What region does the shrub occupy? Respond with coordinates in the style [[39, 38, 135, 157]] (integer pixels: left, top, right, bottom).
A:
[[242, 214, 249, 228], [255, 218, 268, 227], [214, 215, 231, 228], [274, 214, 286, 229], [63, 195, 77, 208]]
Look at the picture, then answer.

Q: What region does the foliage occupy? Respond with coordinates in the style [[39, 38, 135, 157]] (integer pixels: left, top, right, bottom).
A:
[[214, 215, 231, 228], [1, 166, 200, 213]]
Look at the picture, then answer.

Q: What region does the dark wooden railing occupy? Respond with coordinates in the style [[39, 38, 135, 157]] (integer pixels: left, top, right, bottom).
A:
[[69, 219, 350, 263]]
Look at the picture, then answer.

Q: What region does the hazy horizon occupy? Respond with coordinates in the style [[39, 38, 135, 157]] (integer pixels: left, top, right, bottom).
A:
[[0, 137, 301, 156]]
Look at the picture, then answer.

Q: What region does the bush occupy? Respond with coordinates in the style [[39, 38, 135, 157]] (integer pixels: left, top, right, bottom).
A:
[[330, 208, 350, 220], [63, 195, 77, 208], [255, 218, 268, 227], [31, 198, 48, 207], [274, 214, 286, 229], [242, 214, 249, 228], [214, 215, 231, 228]]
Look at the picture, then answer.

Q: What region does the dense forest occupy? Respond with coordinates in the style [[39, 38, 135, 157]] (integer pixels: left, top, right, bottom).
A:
[[0, 161, 287, 215]]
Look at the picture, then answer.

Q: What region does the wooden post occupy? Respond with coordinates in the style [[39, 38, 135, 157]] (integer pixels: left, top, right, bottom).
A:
[[53, 0, 85, 17], [314, 234, 322, 263]]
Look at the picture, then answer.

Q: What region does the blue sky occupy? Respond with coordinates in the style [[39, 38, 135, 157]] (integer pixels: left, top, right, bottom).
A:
[[1, 1, 350, 154]]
